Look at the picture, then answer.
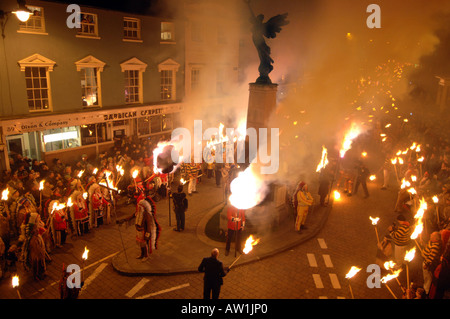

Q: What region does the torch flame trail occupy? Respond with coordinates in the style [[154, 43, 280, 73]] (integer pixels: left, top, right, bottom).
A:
[[339, 123, 362, 158], [316, 145, 329, 172], [345, 266, 361, 279]]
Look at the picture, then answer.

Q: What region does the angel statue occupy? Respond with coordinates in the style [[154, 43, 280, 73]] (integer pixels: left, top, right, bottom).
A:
[[245, 0, 289, 84]]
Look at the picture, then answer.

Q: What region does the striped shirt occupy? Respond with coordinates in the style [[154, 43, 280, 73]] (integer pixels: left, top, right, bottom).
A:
[[422, 240, 442, 267], [390, 223, 412, 246]]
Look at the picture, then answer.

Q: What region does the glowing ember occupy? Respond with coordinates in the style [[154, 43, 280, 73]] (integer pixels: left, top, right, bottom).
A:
[[243, 235, 260, 254], [229, 165, 267, 210], [339, 123, 362, 158], [82, 246, 89, 260], [369, 216, 380, 225], [404, 247, 416, 263], [345, 266, 361, 279], [12, 275, 19, 288], [316, 145, 329, 172], [1, 188, 9, 201]]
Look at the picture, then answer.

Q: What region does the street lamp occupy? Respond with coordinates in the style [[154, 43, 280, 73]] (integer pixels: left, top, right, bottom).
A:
[[1, 0, 32, 38]]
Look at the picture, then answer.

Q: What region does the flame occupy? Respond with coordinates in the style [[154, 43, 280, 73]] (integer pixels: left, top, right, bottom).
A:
[[12, 275, 19, 288], [39, 180, 44, 191], [400, 178, 411, 189], [339, 123, 362, 158], [370, 216, 380, 225], [180, 178, 187, 185], [407, 187, 417, 195], [82, 246, 89, 260], [361, 151, 368, 157], [77, 170, 84, 178], [391, 158, 397, 165], [1, 188, 9, 201], [384, 260, 396, 271], [417, 156, 424, 162], [385, 123, 391, 128], [398, 157, 404, 165], [333, 190, 341, 200], [316, 146, 329, 172], [51, 202, 66, 214], [93, 167, 98, 174], [416, 145, 421, 152], [404, 247, 416, 262], [410, 142, 417, 150], [132, 169, 139, 179], [411, 198, 427, 240], [243, 235, 260, 254], [380, 269, 402, 283], [67, 197, 73, 207], [229, 165, 267, 210], [345, 266, 361, 279], [83, 192, 88, 200], [369, 175, 376, 181], [116, 165, 124, 176], [432, 196, 438, 204], [411, 175, 417, 182]]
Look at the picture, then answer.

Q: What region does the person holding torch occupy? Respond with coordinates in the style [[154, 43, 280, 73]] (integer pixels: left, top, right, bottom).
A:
[[225, 204, 245, 257], [388, 214, 412, 267]]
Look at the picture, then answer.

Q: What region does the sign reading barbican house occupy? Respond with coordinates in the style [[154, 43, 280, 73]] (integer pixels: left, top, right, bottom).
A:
[[0, 104, 182, 136]]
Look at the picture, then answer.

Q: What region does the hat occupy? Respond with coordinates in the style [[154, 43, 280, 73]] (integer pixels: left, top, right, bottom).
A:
[[297, 181, 306, 191]]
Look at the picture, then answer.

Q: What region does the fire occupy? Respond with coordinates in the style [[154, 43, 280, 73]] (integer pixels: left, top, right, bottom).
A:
[[12, 275, 19, 288], [400, 178, 411, 189], [369, 216, 379, 225], [132, 169, 139, 179], [345, 266, 361, 279], [51, 202, 66, 214], [77, 170, 85, 178], [333, 190, 341, 200], [180, 178, 187, 185], [380, 269, 402, 283], [339, 123, 362, 158], [1, 188, 9, 201], [39, 180, 44, 191], [229, 165, 267, 210], [411, 175, 417, 182], [411, 198, 427, 240], [93, 167, 98, 174], [407, 187, 417, 195], [404, 247, 416, 263], [67, 197, 73, 207], [115, 165, 124, 176], [361, 151, 368, 157], [417, 156, 424, 162], [369, 175, 376, 181], [384, 261, 396, 271], [83, 192, 88, 200], [316, 145, 329, 172], [243, 235, 260, 254], [398, 157, 404, 165], [432, 196, 438, 204], [82, 246, 89, 260]]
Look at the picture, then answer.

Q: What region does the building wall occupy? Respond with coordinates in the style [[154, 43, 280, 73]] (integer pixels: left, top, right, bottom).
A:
[[0, 0, 185, 117]]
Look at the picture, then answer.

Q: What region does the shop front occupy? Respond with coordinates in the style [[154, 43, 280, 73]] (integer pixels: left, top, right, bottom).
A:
[[0, 103, 184, 171]]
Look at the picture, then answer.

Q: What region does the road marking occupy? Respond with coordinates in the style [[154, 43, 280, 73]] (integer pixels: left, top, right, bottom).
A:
[[329, 273, 341, 289], [322, 254, 333, 268], [312, 274, 324, 289], [317, 238, 327, 249], [307, 253, 318, 267], [81, 263, 108, 293], [136, 283, 190, 299], [30, 251, 120, 296], [125, 278, 150, 298]]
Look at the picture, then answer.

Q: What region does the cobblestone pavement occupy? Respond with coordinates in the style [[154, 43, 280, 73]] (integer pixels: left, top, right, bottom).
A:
[[0, 173, 438, 301]]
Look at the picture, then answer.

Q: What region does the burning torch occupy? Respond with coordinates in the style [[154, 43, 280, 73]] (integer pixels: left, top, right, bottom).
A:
[[345, 266, 361, 299], [228, 235, 259, 271], [369, 216, 380, 244], [12, 275, 21, 299]]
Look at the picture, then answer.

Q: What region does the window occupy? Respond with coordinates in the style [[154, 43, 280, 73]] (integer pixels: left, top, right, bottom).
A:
[[77, 12, 98, 38], [137, 117, 150, 135], [191, 68, 201, 92], [158, 59, 180, 101], [80, 68, 99, 106], [120, 57, 147, 104], [42, 127, 81, 152], [124, 70, 140, 103], [18, 6, 45, 34], [123, 17, 141, 41], [75, 56, 105, 107], [161, 22, 175, 42], [18, 54, 56, 112]]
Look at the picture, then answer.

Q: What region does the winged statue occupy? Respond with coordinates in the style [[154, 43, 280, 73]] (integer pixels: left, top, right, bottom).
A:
[[245, 0, 289, 84]]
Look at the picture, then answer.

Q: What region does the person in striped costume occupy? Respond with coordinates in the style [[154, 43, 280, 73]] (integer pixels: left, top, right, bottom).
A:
[[388, 214, 412, 266], [422, 232, 442, 295]]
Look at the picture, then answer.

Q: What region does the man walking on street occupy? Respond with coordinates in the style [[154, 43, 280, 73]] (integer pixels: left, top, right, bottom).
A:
[[350, 161, 370, 198], [172, 185, 188, 232], [198, 248, 227, 299]]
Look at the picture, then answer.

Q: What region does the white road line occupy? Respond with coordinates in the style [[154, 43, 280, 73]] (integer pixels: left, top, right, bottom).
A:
[[312, 274, 324, 289], [125, 278, 150, 298], [307, 253, 318, 267], [136, 283, 190, 299], [80, 263, 108, 293], [322, 254, 334, 268], [329, 273, 341, 289], [317, 238, 327, 249], [31, 251, 120, 295]]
